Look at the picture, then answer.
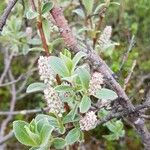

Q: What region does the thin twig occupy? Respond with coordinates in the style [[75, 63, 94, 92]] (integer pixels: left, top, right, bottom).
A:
[[0, 107, 48, 116], [98, 100, 150, 125], [0, 75, 23, 87], [0, 0, 18, 32], [0, 49, 14, 84], [0, 131, 14, 145], [141, 115, 150, 120], [119, 35, 135, 71], [124, 60, 137, 90], [0, 70, 17, 138]]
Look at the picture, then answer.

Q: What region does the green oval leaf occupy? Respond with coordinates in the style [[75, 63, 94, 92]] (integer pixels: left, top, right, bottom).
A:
[[65, 128, 80, 145], [53, 138, 66, 149], [40, 124, 54, 146], [42, 2, 54, 14], [26, 82, 46, 93], [13, 121, 38, 147], [49, 56, 70, 77], [79, 96, 91, 113], [26, 9, 38, 20], [77, 67, 90, 90], [72, 51, 86, 71], [96, 88, 118, 100], [54, 85, 73, 92], [82, 0, 94, 14]]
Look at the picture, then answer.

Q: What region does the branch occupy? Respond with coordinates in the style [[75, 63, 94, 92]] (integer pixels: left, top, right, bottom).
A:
[[0, 107, 48, 116], [124, 60, 136, 90], [0, 70, 17, 138], [0, 49, 14, 84], [119, 35, 135, 71], [0, 131, 14, 145], [30, 0, 49, 56], [98, 100, 150, 125], [0, 0, 18, 32], [50, 6, 150, 148], [0, 75, 23, 87]]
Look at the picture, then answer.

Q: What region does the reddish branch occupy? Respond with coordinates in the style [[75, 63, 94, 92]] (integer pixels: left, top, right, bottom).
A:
[[50, 7, 150, 148], [30, 0, 49, 56], [37, 0, 49, 56], [0, 0, 18, 32]]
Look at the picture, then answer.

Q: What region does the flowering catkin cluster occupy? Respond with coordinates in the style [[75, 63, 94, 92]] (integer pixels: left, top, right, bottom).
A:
[[89, 72, 104, 96], [98, 26, 112, 49], [38, 56, 55, 85], [79, 111, 97, 131], [44, 85, 64, 116]]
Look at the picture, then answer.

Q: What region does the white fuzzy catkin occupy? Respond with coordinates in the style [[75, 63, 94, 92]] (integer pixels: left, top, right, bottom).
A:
[[38, 56, 55, 85], [89, 72, 104, 96], [79, 111, 97, 131], [44, 85, 64, 116], [98, 26, 112, 49]]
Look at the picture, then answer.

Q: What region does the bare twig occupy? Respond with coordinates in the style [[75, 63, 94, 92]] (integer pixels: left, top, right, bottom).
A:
[[29, 0, 37, 12], [0, 0, 18, 32], [0, 75, 23, 87], [124, 60, 137, 90], [119, 35, 135, 71], [0, 49, 14, 84], [98, 100, 150, 125], [0, 70, 17, 138], [0, 131, 14, 145], [0, 107, 48, 116], [141, 115, 150, 120]]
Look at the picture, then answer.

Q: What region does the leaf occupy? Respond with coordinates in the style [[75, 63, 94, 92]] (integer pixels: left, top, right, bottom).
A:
[[103, 134, 117, 141], [35, 114, 59, 129], [28, 38, 42, 45], [30, 146, 48, 150], [110, 2, 120, 6], [60, 53, 73, 74], [79, 96, 91, 113], [72, 8, 85, 19], [26, 82, 46, 93], [55, 85, 73, 92], [77, 67, 90, 90], [72, 51, 86, 71], [53, 138, 66, 149], [63, 104, 79, 124], [49, 56, 70, 77], [82, 0, 94, 14], [94, 3, 106, 14], [96, 88, 118, 100], [65, 128, 80, 145], [42, 2, 54, 14], [24, 125, 41, 145], [13, 121, 38, 147], [40, 124, 54, 146], [28, 47, 44, 52], [42, 18, 51, 41], [26, 9, 38, 20]]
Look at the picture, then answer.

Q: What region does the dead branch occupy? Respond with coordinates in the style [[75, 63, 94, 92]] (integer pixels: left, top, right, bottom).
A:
[[0, 49, 14, 84], [0, 107, 48, 116], [0, 0, 18, 32], [0, 131, 14, 145], [124, 60, 137, 90]]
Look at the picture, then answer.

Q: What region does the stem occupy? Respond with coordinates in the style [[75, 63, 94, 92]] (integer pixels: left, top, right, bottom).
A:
[[0, 0, 18, 32], [37, 0, 50, 56]]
